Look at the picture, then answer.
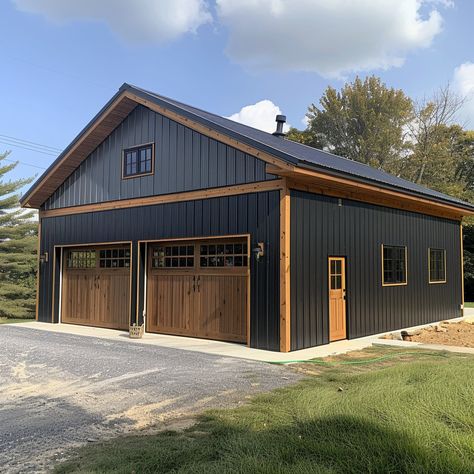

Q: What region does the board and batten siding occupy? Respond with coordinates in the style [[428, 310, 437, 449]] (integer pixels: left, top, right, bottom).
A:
[[43, 105, 275, 210], [39, 191, 281, 351], [290, 189, 462, 351]]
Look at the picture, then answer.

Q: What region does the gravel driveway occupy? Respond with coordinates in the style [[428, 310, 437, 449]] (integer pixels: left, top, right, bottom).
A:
[[0, 325, 300, 473]]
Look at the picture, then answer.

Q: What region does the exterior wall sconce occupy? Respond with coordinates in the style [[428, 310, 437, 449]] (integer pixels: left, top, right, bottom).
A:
[[39, 252, 49, 264], [253, 242, 265, 262]]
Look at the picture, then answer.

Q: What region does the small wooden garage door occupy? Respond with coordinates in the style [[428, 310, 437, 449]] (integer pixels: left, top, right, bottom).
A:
[[147, 238, 249, 343], [61, 246, 131, 330]]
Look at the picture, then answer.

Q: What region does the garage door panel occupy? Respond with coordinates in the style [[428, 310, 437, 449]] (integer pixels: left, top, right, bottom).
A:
[[61, 246, 131, 331], [146, 239, 248, 343], [147, 274, 195, 333], [199, 275, 247, 342]]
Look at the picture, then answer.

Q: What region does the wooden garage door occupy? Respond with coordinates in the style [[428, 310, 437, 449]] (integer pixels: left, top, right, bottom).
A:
[[147, 239, 248, 343], [61, 246, 131, 330]]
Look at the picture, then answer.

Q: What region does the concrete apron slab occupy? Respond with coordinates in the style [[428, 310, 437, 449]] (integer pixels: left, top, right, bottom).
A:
[[8, 314, 472, 362], [9, 322, 376, 362]]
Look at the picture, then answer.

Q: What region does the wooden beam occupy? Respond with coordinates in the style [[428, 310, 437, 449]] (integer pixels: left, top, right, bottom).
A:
[[39, 179, 285, 218], [35, 219, 41, 321], [280, 181, 291, 352], [461, 223, 465, 316], [278, 172, 467, 221]]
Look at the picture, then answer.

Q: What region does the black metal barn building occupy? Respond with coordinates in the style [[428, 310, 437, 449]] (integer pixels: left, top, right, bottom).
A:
[[21, 84, 474, 352]]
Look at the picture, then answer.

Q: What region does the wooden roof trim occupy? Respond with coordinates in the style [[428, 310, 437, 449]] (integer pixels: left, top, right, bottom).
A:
[[122, 91, 294, 172], [22, 94, 137, 208], [267, 165, 472, 219], [39, 179, 285, 218], [22, 91, 292, 209]]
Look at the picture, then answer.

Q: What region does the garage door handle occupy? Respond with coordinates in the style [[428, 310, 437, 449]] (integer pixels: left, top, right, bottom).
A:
[[192, 275, 196, 292], [197, 276, 201, 292]]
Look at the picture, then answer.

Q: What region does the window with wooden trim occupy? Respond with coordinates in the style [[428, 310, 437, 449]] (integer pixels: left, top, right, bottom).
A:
[[429, 248, 446, 283], [99, 248, 131, 268], [123, 144, 153, 178], [66, 250, 96, 269], [151, 245, 195, 268], [200, 242, 248, 268], [382, 245, 407, 286], [330, 259, 343, 290]]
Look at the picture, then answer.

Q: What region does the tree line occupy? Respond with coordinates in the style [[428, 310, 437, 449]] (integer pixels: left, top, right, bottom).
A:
[[287, 76, 474, 299], [1, 75, 473, 318]]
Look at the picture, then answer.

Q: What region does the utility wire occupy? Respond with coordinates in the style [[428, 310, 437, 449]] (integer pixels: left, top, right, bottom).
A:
[[2, 158, 47, 170], [0, 134, 62, 153], [0, 139, 60, 157]]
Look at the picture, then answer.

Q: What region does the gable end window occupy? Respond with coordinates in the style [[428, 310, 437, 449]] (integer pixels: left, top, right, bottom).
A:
[[382, 245, 407, 286], [123, 143, 154, 178], [429, 248, 446, 283]]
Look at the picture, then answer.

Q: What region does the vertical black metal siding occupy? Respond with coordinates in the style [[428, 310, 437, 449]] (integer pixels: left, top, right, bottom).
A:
[[291, 190, 462, 351], [43, 105, 275, 210], [38, 191, 280, 351]]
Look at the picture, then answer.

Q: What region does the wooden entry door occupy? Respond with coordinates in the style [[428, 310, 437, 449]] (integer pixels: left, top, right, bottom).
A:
[[146, 239, 248, 343], [61, 246, 131, 330], [328, 257, 347, 342]]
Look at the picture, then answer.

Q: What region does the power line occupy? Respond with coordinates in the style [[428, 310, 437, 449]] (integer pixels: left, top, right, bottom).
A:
[[0, 139, 60, 157], [0, 134, 62, 153], [2, 158, 47, 170]]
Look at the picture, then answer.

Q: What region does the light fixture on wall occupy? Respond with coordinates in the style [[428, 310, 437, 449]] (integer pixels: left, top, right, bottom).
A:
[[253, 242, 265, 262], [39, 252, 48, 264]]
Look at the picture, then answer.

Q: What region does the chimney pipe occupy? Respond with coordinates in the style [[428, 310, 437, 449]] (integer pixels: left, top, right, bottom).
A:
[[272, 114, 286, 137]]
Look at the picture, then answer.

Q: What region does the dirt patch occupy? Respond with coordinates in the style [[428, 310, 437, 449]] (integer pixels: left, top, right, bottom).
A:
[[385, 320, 474, 348]]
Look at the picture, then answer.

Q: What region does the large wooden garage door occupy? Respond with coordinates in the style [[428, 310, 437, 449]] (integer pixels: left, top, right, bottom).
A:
[[147, 238, 248, 343], [61, 245, 131, 330]]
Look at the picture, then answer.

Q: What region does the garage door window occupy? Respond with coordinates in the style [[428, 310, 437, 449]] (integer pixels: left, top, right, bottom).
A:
[[67, 250, 96, 269], [99, 248, 131, 268], [200, 242, 248, 268], [151, 245, 195, 268]]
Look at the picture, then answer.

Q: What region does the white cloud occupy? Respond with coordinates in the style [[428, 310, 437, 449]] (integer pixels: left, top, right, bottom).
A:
[[13, 0, 212, 43], [226, 100, 291, 133], [453, 62, 474, 127], [216, 0, 445, 78]]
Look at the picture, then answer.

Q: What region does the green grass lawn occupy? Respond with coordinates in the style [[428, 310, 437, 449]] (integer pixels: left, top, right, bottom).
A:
[[55, 348, 474, 474], [464, 302, 474, 308], [0, 317, 32, 324]]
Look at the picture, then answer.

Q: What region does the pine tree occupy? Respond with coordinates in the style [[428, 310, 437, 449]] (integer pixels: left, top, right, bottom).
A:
[[0, 151, 37, 319]]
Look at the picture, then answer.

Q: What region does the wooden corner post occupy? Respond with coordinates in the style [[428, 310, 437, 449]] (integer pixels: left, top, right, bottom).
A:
[[35, 218, 41, 321], [280, 181, 291, 352], [460, 222, 465, 316]]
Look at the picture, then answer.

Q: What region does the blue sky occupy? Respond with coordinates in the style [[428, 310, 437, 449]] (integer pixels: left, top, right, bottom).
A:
[[1, 0, 474, 192]]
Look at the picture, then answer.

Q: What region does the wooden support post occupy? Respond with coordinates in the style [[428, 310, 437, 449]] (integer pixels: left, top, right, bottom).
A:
[[280, 181, 291, 352], [35, 218, 41, 321], [461, 222, 465, 316]]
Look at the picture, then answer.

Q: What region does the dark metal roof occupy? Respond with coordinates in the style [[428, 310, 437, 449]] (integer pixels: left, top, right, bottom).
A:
[[126, 84, 474, 211], [21, 83, 474, 212]]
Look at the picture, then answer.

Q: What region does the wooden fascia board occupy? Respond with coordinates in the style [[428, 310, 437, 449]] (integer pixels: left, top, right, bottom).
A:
[[22, 94, 137, 209], [39, 179, 285, 219], [267, 165, 472, 220], [122, 91, 293, 171], [23, 90, 292, 210]]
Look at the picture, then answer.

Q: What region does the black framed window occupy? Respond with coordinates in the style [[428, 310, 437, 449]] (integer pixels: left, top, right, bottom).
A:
[[429, 248, 446, 283], [382, 245, 407, 285], [123, 144, 153, 178]]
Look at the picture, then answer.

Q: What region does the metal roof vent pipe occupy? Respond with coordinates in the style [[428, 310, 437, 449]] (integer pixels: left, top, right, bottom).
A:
[[272, 114, 286, 137]]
